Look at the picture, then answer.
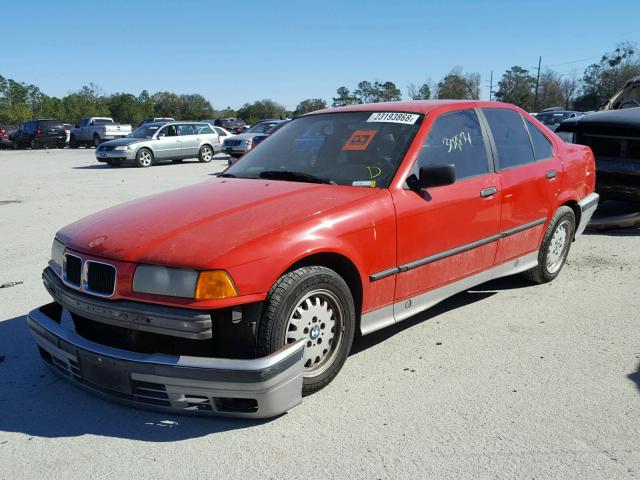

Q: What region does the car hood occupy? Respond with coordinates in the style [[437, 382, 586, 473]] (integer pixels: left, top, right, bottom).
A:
[[558, 108, 640, 137], [226, 133, 262, 141], [100, 137, 149, 147], [57, 178, 379, 269]]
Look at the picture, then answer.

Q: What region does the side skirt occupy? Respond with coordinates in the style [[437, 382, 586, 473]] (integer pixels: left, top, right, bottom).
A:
[[360, 251, 538, 335]]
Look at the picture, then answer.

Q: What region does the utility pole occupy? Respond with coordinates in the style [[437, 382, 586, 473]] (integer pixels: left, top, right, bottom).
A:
[[489, 70, 493, 101], [533, 56, 542, 112]]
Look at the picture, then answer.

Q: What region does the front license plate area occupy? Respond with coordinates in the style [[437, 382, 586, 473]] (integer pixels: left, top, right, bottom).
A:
[[79, 352, 131, 394]]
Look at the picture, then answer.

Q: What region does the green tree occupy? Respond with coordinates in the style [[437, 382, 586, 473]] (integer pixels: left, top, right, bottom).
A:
[[407, 82, 431, 100], [574, 41, 640, 110], [178, 93, 214, 120], [294, 98, 327, 116], [436, 68, 481, 100], [332, 86, 360, 107], [107, 93, 146, 125], [352, 81, 402, 103], [495, 66, 536, 110], [236, 99, 288, 124]]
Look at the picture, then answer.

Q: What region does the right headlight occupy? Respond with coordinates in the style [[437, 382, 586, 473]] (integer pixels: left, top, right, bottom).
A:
[[132, 265, 238, 299], [51, 237, 65, 268]]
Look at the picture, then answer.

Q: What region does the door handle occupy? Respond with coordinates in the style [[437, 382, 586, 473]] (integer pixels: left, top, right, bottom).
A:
[[545, 170, 557, 179], [480, 186, 498, 198]]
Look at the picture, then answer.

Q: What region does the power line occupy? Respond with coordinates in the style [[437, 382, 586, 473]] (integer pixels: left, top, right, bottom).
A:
[[544, 55, 601, 68]]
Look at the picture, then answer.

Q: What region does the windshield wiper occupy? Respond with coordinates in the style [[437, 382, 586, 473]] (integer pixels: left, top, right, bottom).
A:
[[259, 170, 333, 184]]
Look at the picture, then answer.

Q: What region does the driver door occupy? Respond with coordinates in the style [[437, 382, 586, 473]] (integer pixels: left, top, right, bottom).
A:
[[154, 124, 179, 159], [391, 108, 501, 319]]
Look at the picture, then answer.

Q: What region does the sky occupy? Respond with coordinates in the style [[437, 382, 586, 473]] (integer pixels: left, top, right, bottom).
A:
[[1, 0, 638, 111]]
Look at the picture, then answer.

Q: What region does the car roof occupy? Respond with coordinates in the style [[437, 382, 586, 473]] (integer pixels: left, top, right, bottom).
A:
[[310, 100, 522, 116]]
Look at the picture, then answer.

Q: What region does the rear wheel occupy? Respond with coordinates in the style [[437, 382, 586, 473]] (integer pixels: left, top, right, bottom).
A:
[[522, 206, 576, 284], [257, 266, 355, 396], [198, 144, 214, 163], [30, 139, 38, 149], [135, 148, 153, 168], [93, 135, 101, 148], [69, 136, 78, 149]]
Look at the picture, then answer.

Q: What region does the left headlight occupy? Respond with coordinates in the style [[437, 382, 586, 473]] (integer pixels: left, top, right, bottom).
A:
[[114, 145, 130, 151], [243, 139, 253, 146], [51, 237, 65, 268], [132, 265, 238, 300]]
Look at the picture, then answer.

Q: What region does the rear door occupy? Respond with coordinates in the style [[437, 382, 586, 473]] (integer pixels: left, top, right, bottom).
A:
[[480, 107, 561, 263], [176, 124, 199, 157], [39, 120, 65, 141], [392, 108, 501, 320]]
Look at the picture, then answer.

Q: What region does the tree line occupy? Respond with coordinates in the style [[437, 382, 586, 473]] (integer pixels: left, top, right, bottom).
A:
[[1, 41, 638, 127]]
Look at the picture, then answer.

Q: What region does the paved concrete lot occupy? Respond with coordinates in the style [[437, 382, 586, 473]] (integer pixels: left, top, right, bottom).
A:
[[0, 148, 639, 479]]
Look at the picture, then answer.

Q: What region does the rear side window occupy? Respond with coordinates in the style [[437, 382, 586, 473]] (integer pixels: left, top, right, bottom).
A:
[[177, 124, 196, 136], [195, 124, 213, 134], [417, 109, 489, 180], [214, 127, 226, 136], [483, 108, 535, 169], [525, 120, 554, 160]]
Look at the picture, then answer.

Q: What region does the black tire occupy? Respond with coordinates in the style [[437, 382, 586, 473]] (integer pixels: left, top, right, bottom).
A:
[[30, 139, 38, 150], [69, 136, 78, 149], [522, 206, 576, 284], [93, 135, 101, 148], [135, 148, 154, 168], [257, 266, 355, 396], [11, 140, 18, 150], [198, 144, 214, 163]]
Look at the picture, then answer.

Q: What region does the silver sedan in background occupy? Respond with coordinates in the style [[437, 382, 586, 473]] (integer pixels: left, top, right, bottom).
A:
[[95, 121, 222, 167]]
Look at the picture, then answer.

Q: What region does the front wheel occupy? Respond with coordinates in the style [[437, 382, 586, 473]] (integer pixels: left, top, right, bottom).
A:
[[135, 148, 154, 168], [522, 206, 576, 284], [257, 266, 355, 396], [198, 144, 214, 163]]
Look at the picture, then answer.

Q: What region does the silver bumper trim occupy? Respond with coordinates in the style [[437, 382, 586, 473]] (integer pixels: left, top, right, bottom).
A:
[[576, 192, 600, 237], [27, 305, 304, 418]]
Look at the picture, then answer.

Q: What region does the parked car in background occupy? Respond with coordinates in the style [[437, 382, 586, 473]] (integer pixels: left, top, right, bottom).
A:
[[9, 119, 67, 149], [211, 125, 236, 144], [63, 124, 71, 145], [0, 126, 13, 148], [601, 75, 640, 110], [557, 105, 640, 205], [535, 110, 582, 131], [69, 117, 132, 148], [229, 120, 290, 165], [29, 100, 598, 418], [223, 119, 286, 158], [137, 117, 175, 128], [214, 118, 246, 134], [95, 121, 220, 167]]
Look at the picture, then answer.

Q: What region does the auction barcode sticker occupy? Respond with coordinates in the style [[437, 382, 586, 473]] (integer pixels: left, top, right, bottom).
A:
[[367, 112, 419, 124]]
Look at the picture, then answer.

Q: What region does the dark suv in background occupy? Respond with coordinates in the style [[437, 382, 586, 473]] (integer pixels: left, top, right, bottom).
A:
[[10, 119, 67, 149], [213, 118, 247, 134]]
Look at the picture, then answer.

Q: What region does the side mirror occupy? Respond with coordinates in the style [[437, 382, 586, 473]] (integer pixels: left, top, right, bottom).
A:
[[408, 164, 456, 190]]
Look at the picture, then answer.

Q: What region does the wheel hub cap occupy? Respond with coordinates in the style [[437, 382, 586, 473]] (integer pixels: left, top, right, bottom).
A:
[[546, 220, 570, 274], [285, 289, 344, 376]]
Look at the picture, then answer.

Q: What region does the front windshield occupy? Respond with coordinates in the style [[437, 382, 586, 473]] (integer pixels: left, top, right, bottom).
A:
[[247, 122, 280, 134], [224, 112, 422, 188], [129, 124, 160, 138]]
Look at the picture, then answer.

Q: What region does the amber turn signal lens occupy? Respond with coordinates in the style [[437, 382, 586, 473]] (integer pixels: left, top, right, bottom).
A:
[[194, 271, 238, 300]]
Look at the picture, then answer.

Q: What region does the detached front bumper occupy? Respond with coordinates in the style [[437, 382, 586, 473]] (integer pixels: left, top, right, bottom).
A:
[[27, 304, 304, 418]]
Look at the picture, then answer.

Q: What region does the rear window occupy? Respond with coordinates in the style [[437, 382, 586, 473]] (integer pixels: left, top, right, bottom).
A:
[[483, 108, 535, 169], [525, 120, 554, 160], [195, 124, 213, 134], [38, 120, 63, 130], [92, 119, 113, 125]]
